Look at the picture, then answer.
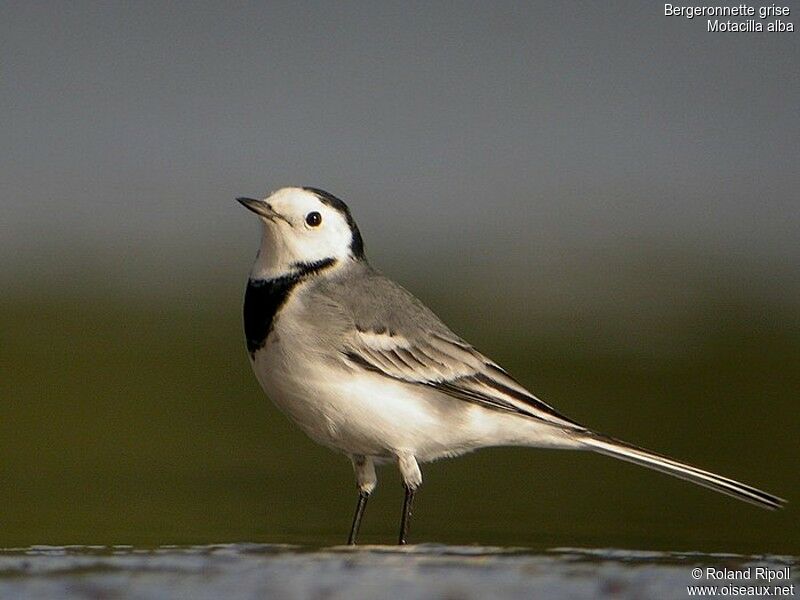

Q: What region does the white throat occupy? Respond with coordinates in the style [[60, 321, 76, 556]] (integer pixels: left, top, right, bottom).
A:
[[249, 222, 349, 281], [248, 223, 293, 280]]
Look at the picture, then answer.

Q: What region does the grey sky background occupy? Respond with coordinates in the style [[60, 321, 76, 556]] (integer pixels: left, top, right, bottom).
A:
[[2, 1, 798, 292]]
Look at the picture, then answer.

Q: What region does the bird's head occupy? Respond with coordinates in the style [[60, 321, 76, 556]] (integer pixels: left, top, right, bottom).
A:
[[238, 187, 364, 279]]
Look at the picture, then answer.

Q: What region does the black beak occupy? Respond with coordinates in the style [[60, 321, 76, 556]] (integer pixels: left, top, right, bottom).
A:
[[237, 197, 280, 220]]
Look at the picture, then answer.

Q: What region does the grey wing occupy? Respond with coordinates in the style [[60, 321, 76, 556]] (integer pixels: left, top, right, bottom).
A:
[[329, 268, 585, 430]]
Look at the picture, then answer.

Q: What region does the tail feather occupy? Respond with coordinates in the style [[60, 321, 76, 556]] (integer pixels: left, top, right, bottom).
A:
[[579, 433, 785, 510]]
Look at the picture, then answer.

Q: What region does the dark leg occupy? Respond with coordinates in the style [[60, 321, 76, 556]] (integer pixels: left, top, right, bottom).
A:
[[398, 484, 416, 545], [348, 455, 376, 545], [347, 490, 370, 545]]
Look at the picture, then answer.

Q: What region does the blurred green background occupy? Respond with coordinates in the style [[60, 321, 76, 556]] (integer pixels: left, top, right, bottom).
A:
[[2, 246, 797, 554], [1, 2, 797, 554]]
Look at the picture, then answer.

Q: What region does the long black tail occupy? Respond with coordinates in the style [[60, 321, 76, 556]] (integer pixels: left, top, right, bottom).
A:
[[579, 433, 785, 510]]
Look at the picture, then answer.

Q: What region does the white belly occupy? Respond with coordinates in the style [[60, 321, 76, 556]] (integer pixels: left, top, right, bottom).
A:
[[250, 294, 578, 461], [252, 348, 577, 463], [252, 339, 449, 459]]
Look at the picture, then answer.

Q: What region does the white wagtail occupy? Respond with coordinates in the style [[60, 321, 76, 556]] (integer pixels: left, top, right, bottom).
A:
[[237, 187, 785, 545]]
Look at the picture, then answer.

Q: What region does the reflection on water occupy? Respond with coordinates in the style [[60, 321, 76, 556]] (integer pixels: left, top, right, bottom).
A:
[[0, 544, 796, 600]]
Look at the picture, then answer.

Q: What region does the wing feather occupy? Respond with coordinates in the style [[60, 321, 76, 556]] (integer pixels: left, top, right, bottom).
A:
[[343, 328, 584, 429]]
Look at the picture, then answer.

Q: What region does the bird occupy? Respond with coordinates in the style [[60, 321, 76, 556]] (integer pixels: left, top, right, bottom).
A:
[[236, 187, 785, 545]]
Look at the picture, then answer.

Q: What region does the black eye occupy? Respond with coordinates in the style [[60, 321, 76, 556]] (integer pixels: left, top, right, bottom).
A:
[[305, 211, 322, 227]]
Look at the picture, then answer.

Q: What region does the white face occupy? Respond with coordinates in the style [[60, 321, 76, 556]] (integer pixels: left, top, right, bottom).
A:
[[244, 187, 359, 279]]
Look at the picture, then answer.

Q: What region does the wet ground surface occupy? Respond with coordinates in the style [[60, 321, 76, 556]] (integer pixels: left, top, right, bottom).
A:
[[0, 544, 796, 600]]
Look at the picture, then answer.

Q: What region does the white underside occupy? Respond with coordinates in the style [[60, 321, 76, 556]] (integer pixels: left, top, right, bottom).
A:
[[251, 301, 580, 467]]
